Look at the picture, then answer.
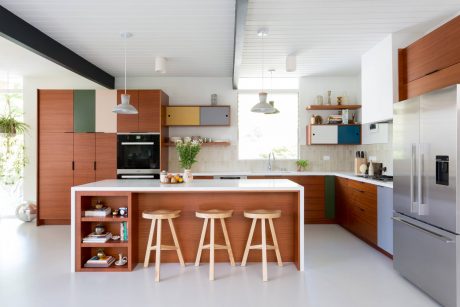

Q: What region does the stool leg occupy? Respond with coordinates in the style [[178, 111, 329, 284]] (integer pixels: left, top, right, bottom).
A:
[[241, 218, 257, 267], [144, 218, 156, 268], [268, 218, 283, 267], [195, 218, 208, 267], [209, 218, 215, 281], [155, 219, 162, 282], [168, 218, 185, 267], [261, 218, 268, 282], [220, 218, 235, 266]]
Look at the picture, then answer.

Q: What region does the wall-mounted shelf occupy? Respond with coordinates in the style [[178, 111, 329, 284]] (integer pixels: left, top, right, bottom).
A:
[[306, 105, 361, 110], [165, 141, 230, 147]]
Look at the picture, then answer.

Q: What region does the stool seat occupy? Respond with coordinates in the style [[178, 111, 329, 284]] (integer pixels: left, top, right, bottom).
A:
[[196, 209, 233, 219], [243, 209, 281, 219], [142, 209, 181, 219]]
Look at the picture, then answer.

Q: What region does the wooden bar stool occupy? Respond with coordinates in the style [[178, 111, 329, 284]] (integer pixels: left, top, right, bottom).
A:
[[195, 209, 235, 280], [241, 209, 283, 281], [142, 209, 185, 282]]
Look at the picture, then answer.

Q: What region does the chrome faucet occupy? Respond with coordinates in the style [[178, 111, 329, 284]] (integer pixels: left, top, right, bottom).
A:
[[267, 152, 276, 171]]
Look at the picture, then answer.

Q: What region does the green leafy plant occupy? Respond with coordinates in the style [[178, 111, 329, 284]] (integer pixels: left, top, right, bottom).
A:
[[175, 140, 201, 170], [0, 115, 29, 135], [296, 159, 309, 171]]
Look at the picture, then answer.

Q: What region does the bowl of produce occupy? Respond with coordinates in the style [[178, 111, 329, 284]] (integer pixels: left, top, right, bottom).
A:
[[161, 173, 184, 184]]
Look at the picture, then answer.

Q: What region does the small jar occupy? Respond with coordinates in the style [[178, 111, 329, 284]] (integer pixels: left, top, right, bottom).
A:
[[160, 170, 167, 183]]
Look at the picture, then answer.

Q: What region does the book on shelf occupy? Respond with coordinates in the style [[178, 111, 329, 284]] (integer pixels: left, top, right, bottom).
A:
[[120, 221, 128, 241], [82, 232, 112, 243], [84, 206, 112, 217], [84, 256, 115, 268]]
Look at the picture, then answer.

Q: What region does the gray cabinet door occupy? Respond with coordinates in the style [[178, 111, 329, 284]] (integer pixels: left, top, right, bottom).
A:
[[200, 106, 230, 126], [378, 186, 393, 254]]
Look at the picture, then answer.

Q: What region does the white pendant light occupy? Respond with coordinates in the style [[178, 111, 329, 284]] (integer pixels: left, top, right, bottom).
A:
[[155, 56, 167, 74], [265, 69, 280, 114], [251, 28, 275, 114], [113, 32, 138, 114]]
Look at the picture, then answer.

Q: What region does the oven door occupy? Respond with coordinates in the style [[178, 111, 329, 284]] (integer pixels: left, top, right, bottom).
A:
[[117, 134, 160, 174]]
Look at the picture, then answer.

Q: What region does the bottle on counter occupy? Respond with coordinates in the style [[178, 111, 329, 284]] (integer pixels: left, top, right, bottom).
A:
[[160, 170, 167, 183], [368, 162, 374, 177]]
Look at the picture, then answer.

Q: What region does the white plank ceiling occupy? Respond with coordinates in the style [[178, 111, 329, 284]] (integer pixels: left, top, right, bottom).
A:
[[241, 0, 460, 78], [0, 0, 236, 77], [1, 0, 460, 79]]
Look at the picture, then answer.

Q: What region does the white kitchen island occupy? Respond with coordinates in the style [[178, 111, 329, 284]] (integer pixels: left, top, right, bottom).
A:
[[71, 179, 304, 272]]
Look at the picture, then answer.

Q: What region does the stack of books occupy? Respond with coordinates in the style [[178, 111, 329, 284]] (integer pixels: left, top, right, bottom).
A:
[[84, 256, 115, 268], [82, 232, 112, 243], [84, 206, 112, 217], [120, 222, 128, 241], [327, 115, 343, 124]]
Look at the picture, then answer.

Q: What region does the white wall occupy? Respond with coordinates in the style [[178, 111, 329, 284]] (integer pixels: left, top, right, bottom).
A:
[[23, 75, 104, 202]]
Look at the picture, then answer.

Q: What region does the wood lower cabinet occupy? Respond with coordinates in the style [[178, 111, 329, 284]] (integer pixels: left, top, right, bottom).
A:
[[336, 177, 377, 245], [95, 133, 117, 181], [73, 133, 96, 186], [38, 132, 74, 224]]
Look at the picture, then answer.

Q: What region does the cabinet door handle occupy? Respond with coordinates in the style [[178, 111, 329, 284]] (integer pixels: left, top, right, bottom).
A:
[[72, 161, 75, 171], [94, 161, 96, 171]]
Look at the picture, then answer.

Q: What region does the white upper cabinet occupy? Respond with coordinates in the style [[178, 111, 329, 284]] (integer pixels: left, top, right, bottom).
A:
[[361, 35, 396, 124], [95, 89, 117, 132]]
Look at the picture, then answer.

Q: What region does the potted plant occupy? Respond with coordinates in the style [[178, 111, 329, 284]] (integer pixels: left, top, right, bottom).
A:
[[296, 159, 309, 172], [175, 139, 202, 182], [0, 115, 29, 135]]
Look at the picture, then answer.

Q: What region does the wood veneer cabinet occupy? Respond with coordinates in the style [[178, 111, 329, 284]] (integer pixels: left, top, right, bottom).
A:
[[399, 16, 460, 100], [95, 133, 117, 181], [116, 90, 139, 132], [38, 90, 73, 133], [336, 177, 377, 245], [74, 133, 96, 186]]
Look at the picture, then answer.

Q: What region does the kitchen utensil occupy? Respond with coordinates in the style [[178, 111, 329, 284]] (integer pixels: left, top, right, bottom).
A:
[[360, 151, 364, 158]]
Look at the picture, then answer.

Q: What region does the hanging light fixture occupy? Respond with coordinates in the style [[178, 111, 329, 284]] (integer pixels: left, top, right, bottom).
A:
[[113, 32, 138, 114], [265, 69, 280, 114], [155, 56, 167, 74], [251, 28, 275, 114]]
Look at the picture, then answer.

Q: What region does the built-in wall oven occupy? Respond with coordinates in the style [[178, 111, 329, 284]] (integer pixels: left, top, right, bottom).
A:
[[117, 133, 160, 179]]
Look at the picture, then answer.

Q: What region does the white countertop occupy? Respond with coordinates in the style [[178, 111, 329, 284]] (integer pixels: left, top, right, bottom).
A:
[[192, 171, 393, 189], [71, 179, 304, 192]]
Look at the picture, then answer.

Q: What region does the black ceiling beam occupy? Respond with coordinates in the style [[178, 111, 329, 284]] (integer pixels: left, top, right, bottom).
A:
[[232, 0, 248, 90], [0, 6, 115, 89]]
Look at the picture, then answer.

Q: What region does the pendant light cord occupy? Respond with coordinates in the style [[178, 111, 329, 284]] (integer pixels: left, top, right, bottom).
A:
[[261, 33, 265, 91], [124, 36, 127, 95]]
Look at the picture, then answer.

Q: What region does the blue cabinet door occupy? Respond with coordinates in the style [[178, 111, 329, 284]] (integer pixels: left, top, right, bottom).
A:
[[338, 125, 361, 144]]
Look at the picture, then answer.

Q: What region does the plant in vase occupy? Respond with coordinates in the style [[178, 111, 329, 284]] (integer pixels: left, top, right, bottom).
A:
[[296, 159, 309, 172], [175, 139, 201, 182]]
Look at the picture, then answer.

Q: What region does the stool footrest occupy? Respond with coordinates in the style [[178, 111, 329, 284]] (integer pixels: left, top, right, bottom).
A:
[[202, 244, 229, 250], [249, 244, 275, 250], [149, 244, 178, 251]]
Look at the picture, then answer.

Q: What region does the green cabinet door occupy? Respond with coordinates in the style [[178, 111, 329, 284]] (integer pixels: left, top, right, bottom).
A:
[[74, 90, 95, 132]]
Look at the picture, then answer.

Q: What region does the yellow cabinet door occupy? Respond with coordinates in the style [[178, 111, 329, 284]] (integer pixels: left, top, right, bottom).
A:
[[166, 106, 200, 126]]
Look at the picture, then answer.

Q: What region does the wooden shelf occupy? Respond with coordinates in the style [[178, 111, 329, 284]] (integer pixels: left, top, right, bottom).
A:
[[310, 124, 360, 126], [81, 240, 129, 248], [80, 263, 130, 272], [165, 141, 230, 147], [81, 216, 128, 222], [306, 105, 361, 110]]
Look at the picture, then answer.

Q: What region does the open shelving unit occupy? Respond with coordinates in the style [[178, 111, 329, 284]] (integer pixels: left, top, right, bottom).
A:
[[75, 192, 136, 272], [306, 104, 361, 110]]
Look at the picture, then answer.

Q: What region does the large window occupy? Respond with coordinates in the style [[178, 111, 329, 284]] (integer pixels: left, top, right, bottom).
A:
[[238, 92, 298, 160]]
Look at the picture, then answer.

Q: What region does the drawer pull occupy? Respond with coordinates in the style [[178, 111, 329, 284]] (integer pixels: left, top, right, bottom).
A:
[[392, 217, 454, 243]]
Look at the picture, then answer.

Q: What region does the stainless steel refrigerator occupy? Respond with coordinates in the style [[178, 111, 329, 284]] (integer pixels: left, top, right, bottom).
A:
[[393, 84, 460, 307]]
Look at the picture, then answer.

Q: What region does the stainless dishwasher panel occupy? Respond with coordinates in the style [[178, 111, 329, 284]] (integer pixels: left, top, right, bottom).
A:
[[393, 214, 459, 307]]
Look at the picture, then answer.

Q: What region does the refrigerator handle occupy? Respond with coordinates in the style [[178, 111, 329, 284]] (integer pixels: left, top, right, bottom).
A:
[[392, 217, 453, 243], [418, 144, 428, 215], [410, 143, 418, 213]]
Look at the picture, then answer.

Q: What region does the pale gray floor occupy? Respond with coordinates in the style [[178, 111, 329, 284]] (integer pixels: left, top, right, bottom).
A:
[[0, 218, 439, 307]]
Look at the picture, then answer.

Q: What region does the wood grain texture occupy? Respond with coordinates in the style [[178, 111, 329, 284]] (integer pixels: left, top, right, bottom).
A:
[[160, 91, 169, 171], [117, 90, 139, 132], [95, 133, 117, 181], [135, 191, 299, 268], [38, 90, 73, 132], [138, 90, 161, 132], [38, 132, 74, 222], [73, 133, 96, 186], [405, 16, 460, 83]]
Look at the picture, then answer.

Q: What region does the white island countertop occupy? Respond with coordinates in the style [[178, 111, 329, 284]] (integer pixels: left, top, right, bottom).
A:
[[71, 178, 304, 192]]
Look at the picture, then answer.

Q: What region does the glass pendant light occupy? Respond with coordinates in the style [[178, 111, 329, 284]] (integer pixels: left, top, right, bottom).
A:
[[251, 29, 275, 114], [113, 32, 138, 114], [265, 69, 280, 114]]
